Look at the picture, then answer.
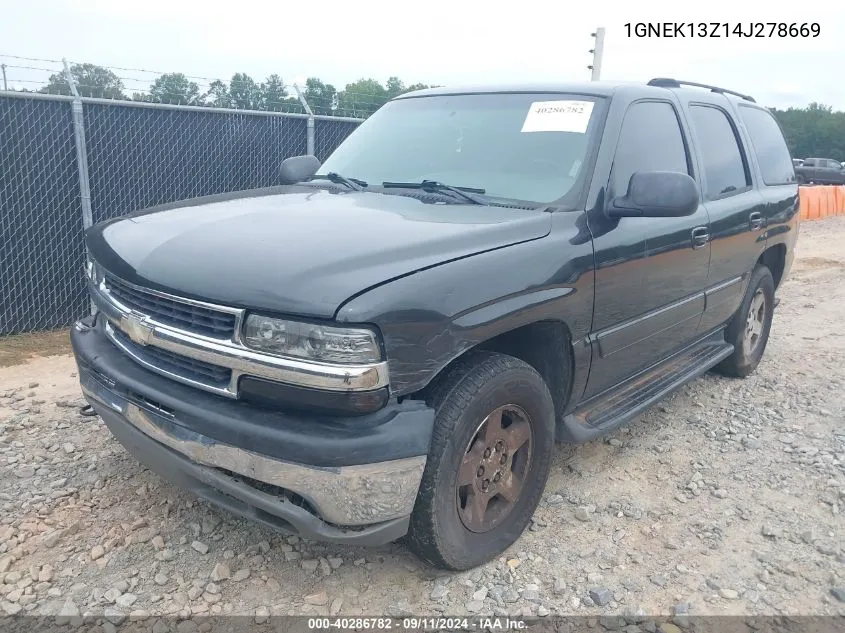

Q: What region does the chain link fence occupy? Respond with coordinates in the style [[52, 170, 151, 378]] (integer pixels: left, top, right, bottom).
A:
[[0, 92, 362, 336]]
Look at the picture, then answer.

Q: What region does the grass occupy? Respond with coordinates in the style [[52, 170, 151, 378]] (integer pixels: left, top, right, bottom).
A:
[[0, 329, 72, 367]]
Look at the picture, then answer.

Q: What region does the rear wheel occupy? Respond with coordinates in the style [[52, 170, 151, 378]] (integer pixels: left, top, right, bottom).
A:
[[715, 264, 775, 378], [407, 351, 555, 570]]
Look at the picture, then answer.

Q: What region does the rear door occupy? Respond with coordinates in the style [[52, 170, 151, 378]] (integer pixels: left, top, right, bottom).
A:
[[680, 97, 766, 333]]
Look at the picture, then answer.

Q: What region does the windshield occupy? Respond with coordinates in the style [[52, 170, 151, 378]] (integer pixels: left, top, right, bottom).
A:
[[320, 92, 603, 204]]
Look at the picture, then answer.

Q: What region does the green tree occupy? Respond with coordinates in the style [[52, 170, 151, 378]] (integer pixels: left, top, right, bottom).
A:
[[337, 78, 388, 118], [771, 102, 845, 161], [260, 74, 288, 111], [304, 77, 338, 115], [405, 82, 432, 93], [229, 73, 261, 110], [42, 63, 125, 99], [203, 79, 231, 108], [146, 73, 201, 105], [385, 76, 405, 99]]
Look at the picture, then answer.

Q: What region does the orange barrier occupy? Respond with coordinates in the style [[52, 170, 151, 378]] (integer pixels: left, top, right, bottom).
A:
[[799, 185, 845, 221]]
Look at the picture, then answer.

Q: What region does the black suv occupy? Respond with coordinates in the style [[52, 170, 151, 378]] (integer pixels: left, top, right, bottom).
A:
[[72, 78, 799, 570]]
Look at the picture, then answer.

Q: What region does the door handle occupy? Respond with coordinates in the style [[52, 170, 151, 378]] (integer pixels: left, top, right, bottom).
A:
[[749, 211, 764, 231], [691, 226, 709, 249]]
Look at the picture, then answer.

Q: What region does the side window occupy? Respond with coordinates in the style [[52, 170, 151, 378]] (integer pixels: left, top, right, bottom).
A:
[[610, 101, 689, 196], [828, 160, 842, 169], [804, 159, 816, 167], [738, 106, 796, 185], [688, 105, 750, 199]]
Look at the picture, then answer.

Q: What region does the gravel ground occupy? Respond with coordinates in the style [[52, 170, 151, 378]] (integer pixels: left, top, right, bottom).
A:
[[1, 216, 844, 627]]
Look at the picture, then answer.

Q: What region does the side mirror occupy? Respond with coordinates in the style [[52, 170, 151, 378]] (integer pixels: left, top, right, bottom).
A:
[[609, 171, 699, 218], [279, 155, 321, 185]]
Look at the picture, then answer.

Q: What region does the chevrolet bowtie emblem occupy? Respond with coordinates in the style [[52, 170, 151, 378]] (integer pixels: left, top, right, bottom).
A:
[[121, 314, 155, 346]]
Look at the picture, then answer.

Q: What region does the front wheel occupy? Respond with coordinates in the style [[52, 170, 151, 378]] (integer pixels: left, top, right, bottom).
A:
[[715, 264, 775, 378], [407, 351, 555, 570]]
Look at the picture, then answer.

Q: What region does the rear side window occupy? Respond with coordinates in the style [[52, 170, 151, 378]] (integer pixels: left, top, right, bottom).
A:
[[610, 101, 690, 196], [688, 105, 750, 199], [738, 106, 796, 185]]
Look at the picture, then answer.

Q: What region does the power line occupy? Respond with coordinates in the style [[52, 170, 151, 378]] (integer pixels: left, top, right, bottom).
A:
[[0, 53, 64, 64]]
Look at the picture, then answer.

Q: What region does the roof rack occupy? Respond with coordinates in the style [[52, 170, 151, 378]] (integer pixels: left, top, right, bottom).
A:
[[646, 78, 756, 103]]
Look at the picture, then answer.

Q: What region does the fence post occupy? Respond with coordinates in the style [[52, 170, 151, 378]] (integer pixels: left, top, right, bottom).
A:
[[293, 83, 315, 156], [63, 59, 96, 314]]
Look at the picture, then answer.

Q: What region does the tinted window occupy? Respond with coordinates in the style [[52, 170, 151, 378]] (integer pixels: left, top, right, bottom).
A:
[[827, 160, 842, 169], [321, 93, 602, 203], [610, 101, 689, 196], [738, 106, 796, 185], [689, 105, 749, 199]]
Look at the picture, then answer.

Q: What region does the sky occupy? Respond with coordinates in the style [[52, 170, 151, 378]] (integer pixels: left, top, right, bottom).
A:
[[2, 0, 843, 110]]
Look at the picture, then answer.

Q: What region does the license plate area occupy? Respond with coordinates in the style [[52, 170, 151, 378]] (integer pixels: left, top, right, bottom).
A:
[[80, 369, 127, 414]]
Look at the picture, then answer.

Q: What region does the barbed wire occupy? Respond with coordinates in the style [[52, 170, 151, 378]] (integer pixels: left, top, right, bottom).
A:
[[0, 53, 429, 116]]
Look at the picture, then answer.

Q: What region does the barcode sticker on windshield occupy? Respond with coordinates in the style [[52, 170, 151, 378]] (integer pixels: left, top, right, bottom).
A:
[[521, 100, 594, 133]]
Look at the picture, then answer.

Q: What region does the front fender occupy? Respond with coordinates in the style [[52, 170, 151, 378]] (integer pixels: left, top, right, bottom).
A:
[[335, 213, 595, 396]]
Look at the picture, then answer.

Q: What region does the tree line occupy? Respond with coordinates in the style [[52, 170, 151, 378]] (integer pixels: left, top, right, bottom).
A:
[[40, 64, 845, 159], [770, 103, 845, 161], [41, 63, 431, 118]]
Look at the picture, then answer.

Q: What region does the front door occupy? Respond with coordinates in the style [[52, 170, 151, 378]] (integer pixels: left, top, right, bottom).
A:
[[584, 99, 711, 399]]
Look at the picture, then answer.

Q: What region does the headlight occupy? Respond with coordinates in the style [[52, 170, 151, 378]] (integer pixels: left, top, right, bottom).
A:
[[242, 314, 382, 364], [86, 255, 104, 285]]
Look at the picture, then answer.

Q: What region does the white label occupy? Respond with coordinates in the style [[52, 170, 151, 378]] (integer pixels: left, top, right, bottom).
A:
[[521, 100, 594, 133]]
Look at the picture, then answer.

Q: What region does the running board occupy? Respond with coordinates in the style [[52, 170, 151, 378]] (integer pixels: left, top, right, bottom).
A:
[[561, 333, 734, 443]]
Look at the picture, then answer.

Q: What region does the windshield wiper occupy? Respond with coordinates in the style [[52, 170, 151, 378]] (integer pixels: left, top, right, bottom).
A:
[[309, 172, 367, 191], [381, 180, 486, 205]]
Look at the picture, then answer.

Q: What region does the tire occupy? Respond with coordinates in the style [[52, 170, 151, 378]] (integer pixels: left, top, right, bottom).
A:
[[796, 174, 806, 185], [407, 351, 555, 570], [715, 264, 775, 378]]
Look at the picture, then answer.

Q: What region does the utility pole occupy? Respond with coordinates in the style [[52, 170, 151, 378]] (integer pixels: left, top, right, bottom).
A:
[[588, 27, 606, 81], [1, 64, 7, 91]]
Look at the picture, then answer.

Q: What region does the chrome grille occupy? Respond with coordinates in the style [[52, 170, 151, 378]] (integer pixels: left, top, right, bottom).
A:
[[105, 275, 237, 338], [110, 325, 232, 388]]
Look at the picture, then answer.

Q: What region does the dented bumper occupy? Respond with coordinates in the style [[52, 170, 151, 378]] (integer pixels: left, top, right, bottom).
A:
[[70, 315, 434, 545]]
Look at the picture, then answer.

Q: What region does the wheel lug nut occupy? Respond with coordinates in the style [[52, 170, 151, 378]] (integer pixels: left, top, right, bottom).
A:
[[484, 448, 492, 459], [477, 466, 485, 477], [493, 472, 502, 482], [500, 453, 507, 465], [481, 480, 490, 492]]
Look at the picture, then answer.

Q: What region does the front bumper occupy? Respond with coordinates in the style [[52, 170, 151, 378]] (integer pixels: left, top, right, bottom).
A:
[[71, 315, 434, 545]]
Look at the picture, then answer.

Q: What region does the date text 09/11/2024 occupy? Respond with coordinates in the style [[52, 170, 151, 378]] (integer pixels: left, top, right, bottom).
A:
[[307, 618, 527, 630], [624, 22, 821, 38]]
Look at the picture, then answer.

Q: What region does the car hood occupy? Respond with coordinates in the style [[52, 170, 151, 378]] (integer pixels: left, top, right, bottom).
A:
[[86, 187, 552, 318]]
